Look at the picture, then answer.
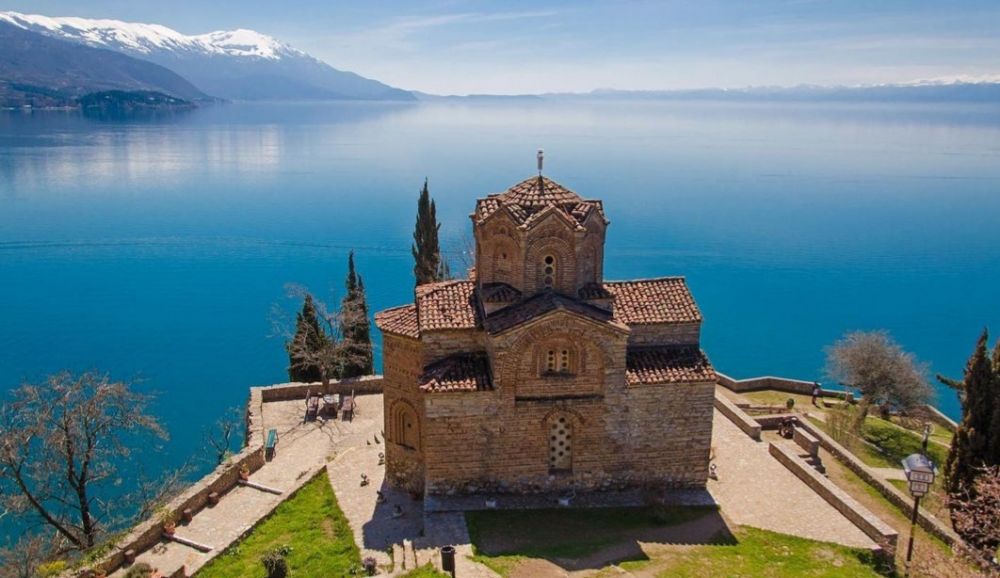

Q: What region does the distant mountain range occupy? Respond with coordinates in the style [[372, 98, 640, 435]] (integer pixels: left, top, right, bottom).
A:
[[0, 11, 414, 104], [0, 19, 208, 108], [1, 10, 997, 110]]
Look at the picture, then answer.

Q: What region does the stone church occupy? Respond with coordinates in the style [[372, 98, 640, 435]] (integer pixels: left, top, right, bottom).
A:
[[375, 172, 717, 498]]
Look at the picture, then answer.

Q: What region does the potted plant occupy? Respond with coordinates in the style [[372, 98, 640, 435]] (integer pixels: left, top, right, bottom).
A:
[[786, 398, 795, 410], [362, 556, 378, 576], [157, 508, 177, 537], [239, 463, 251, 481]]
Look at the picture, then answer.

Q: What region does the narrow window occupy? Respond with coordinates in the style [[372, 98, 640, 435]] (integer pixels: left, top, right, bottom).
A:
[[549, 417, 572, 472], [543, 255, 556, 289], [546, 349, 557, 373], [559, 349, 570, 373]]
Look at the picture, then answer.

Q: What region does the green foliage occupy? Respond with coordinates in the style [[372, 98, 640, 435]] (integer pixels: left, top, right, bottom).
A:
[[195, 474, 360, 578], [35, 561, 69, 577], [124, 562, 154, 578], [941, 329, 1000, 494], [411, 178, 446, 286], [286, 294, 328, 382], [337, 251, 373, 379], [260, 545, 291, 578]]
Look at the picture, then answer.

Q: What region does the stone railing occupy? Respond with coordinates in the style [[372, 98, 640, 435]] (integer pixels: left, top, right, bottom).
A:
[[769, 442, 898, 559], [68, 445, 265, 577], [256, 375, 384, 402], [795, 419, 961, 547], [716, 371, 852, 399]]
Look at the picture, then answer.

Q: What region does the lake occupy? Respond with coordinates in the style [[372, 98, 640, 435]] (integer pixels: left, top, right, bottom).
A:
[[2, 99, 999, 482]]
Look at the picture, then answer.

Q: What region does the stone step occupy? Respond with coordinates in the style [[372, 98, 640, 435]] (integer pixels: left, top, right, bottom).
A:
[[403, 539, 418, 570], [392, 543, 405, 573]]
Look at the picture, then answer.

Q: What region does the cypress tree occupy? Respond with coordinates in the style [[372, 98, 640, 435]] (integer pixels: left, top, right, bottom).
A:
[[337, 251, 373, 379], [990, 339, 1000, 463], [942, 329, 997, 493], [412, 178, 444, 286], [286, 294, 327, 383]]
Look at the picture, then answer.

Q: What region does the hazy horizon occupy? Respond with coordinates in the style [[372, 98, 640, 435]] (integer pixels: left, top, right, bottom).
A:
[[3, 0, 1000, 95]]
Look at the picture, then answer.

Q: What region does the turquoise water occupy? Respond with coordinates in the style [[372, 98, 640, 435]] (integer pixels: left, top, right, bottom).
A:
[[2, 100, 1000, 482]]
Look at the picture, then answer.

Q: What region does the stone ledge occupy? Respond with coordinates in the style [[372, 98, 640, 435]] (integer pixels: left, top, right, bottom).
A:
[[714, 392, 762, 440], [768, 442, 898, 559], [795, 419, 962, 548], [254, 375, 384, 403]]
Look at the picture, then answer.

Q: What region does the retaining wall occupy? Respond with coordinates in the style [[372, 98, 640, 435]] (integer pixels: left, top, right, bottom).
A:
[[256, 375, 383, 402], [769, 442, 898, 558], [713, 393, 761, 440], [795, 420, 961, 547]]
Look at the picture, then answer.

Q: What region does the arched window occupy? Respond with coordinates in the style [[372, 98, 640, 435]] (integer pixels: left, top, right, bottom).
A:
[[494, 248, 510, 278], [390, 402, 420, 450], [549, 416, 573, 472], [542, 255, 556, 289]]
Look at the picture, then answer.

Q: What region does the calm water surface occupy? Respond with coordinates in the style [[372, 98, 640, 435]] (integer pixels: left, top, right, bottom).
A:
[[2, 100, 999, 484]]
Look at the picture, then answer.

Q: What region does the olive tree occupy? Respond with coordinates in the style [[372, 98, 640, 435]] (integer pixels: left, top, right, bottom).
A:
[[825, 330, 932, 422]]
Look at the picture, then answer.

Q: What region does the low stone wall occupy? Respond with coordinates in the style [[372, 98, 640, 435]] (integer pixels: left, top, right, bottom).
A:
[[714, 393, 761, 440], [769, 442, 898, 558], [917, 404, 958, 432], [256, 375, 384, 402], [716, 371, 852, 400], [70, 446, 265, 577], [795, 420, 961, 547], [794, 427, 820, 458]]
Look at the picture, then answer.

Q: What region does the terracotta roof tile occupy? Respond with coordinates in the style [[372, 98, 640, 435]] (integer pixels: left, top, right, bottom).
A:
[[474, 176, 607, 229], [605, 278, 702, 325], [420, 353, 493, 393], [485, 291, 626, 335], [415, 280, 480, 332], [626, 347, 716, 385], [374, 304, 419, 339]]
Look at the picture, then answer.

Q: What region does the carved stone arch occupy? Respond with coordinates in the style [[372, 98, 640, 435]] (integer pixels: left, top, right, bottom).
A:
[[388, 398, 421, 450], [525, 236, 574, 295], [540, 406, 586, 427], [496, 317, 616, 386]]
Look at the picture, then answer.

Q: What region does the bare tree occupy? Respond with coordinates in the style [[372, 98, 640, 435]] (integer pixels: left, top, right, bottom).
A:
[[0, 372, 166, 552], [277, 285, 372, 391], [825, 330, 933, 422], [951, 466, 1000, 565], [0, 535, 60, 578], [203, 406, 244, 466]]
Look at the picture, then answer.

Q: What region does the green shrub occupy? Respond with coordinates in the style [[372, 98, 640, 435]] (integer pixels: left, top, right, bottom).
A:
[[124, 562, 155, 578], [261, 545, 292, 578], [36, 561, 69, 577]]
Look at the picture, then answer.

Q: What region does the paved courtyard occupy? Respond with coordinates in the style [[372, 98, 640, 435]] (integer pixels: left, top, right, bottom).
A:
[[707, 410, 876, 549], [113, 391, 880, 577]]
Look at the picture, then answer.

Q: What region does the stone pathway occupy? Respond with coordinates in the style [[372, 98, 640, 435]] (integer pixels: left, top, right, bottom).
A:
[[110, 394, 384, 577], [708, 410, 876, 549]]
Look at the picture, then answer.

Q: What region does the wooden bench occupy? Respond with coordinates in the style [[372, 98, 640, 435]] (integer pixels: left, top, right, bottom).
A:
[[265, 428, 278, 461]]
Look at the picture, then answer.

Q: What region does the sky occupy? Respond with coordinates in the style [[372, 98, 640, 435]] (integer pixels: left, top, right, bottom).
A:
[[4, 0, 1000, 94]]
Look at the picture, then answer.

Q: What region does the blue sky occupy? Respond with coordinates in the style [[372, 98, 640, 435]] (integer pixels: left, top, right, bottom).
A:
[[4, 0, 1000, 94]]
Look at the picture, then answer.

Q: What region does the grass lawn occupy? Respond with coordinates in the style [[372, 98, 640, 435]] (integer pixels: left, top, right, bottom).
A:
[[807, 411, 948, 471], [467, 506, 716, 576], [398, 564, 451, 577], [468, 507, 885, 578], [195, 473, 361, 578], [620, 526, 885, 578]]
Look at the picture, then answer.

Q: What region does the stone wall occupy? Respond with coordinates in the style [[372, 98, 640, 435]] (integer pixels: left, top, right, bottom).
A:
[[383, 334, 427, 494], [255, 375, 384, 402], [421, 380, 715, 496], [713, 393, 762, 440], [795, 420, 961, 547], [769, 442, 898, 558]]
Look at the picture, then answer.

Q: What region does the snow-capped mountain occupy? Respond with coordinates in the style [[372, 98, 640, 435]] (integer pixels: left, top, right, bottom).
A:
[[0, 12, 414, 101]]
